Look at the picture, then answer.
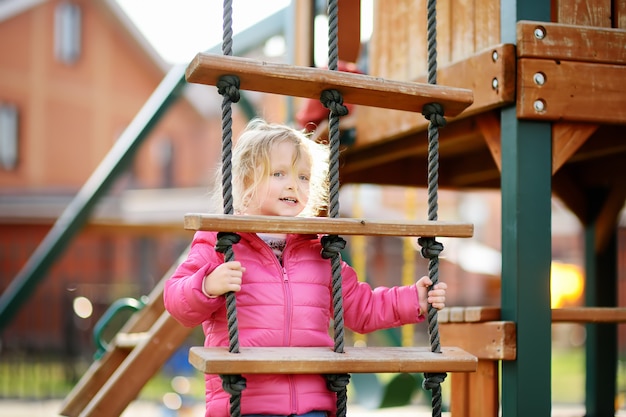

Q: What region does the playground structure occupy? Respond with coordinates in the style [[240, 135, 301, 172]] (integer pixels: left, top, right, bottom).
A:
[[0, 0, 625, 416]]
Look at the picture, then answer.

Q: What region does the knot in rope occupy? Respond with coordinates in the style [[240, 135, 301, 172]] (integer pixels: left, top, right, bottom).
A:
[[220, 374, 247, 396], [417, 237, 444, 259], [320, 89, 349, 117], [422, 102, 447, 128], [215, 232, 241, 254], [422, 372, 447, 391], [217, 75, 241, 103], [325, 373, 351, 392], [320, 235, 346, 259]]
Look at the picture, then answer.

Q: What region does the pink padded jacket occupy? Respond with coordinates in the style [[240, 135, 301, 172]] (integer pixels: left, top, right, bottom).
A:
[[164, 231, 425, 417]]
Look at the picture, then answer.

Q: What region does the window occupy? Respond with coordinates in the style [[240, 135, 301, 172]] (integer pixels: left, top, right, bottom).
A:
[[54, 2, 82, 64], [0, 103, 19, 170]]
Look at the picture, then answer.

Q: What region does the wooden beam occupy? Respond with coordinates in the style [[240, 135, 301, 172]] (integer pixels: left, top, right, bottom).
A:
[[551, 122, 598, 174], [476, 111, 502, 172], [517, 21, 626, 64], [553, 169, 590, 223], [451, 361, 499, 417], [517, 58, 626, 124], [462, 306, 502, 323], [188, 346, 477, 374], [617, 0, 626, 28], [338, 0, 361, 63], [552, 307, 626, 322], [356, 44, 516, 145], [343, 117, 482, 177], [184, 214, 474, 238], [185, 54, 473, 117], [593, 184, 626, 253], [439, 321, 516, 360], [440, 306, 626, 324], [293, 0, 314, 67], [555, 0, 612, 27]]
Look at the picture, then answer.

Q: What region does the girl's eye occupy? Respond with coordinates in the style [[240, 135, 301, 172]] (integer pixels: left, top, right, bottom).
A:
[[299, 175, 309, 181], [272, 171, 284, 178]]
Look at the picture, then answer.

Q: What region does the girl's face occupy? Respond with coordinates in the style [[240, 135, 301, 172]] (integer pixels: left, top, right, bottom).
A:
[[245, 141, 311, 217]]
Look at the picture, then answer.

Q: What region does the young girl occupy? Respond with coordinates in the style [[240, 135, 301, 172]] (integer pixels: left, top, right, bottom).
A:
[[164, 119, 448, 417]]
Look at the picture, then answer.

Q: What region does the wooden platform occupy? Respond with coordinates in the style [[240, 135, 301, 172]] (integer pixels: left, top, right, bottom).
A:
[[185, 53, 474, 117], [188, 346, 477, 374], [184, 213, 474, 237]]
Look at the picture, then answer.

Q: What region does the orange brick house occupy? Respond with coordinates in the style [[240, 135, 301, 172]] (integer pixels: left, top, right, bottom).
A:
[[0, 0, 237, 353]]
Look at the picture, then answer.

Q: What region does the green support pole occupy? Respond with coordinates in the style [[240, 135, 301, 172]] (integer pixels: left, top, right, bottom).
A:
[[0, 65, 187, 331], [500, 107, 553, 417], [500, 3, 552, 416], [584, 191, 618, 417]]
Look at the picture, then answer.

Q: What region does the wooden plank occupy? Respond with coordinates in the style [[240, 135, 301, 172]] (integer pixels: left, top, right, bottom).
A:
[[356, 44, 515, 146], [185, 54, 474, 117], [555, 0, 612, 27], [451, 360, 499, 417], [617, 0, 626, 28], [450, 371, 471, 417], [477, 111, 502, 172], [433, 306, 501, 323], [439, 321, 516, 360], [188, 346, 477, 374], [517, 58, 626, 124], [184, 214, 474, 238], [449, 306, 466, 322], [463, 306, 501, 322], [337, 0, 361, 63], [438, 308, 450, 323], [517, 21, 626, 64], [552, 307, 626, 323]]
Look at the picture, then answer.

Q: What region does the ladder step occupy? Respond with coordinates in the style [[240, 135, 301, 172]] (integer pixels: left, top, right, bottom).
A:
[[185, 53, 474, 117], [184, 214, 474, 238], [189, 346, 477, 374]]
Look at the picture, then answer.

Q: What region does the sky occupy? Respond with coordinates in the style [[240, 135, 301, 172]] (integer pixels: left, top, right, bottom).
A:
[[114, 0, 372, 65], [115, 0, 290, 64]]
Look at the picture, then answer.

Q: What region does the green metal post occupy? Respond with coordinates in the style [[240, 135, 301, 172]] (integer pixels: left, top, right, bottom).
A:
[[584, 192, 618, 417], [0, 65, 187, 330], [500, 2, 552, 416], [500, 107, 553, 417]]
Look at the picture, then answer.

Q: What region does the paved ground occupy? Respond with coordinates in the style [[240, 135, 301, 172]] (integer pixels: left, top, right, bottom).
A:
[[2, 399, 621, 417], [3, 400, 433, 417]]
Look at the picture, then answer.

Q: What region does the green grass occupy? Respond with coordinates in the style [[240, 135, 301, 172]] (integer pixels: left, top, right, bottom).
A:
[[552, 347, 585, 403]]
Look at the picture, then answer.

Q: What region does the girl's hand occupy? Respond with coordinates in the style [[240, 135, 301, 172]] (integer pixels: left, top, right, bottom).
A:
[[416, 276, 448, 314], [203, 261, 245, 297]]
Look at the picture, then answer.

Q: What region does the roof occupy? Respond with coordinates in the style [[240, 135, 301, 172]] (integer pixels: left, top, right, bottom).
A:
[[0, 0, 169, 72]]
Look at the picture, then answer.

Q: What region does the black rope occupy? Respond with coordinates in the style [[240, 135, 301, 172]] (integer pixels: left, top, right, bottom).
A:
[[322, 1, 350, 417], [216, 2, 244, 416], [418, 1, 447, 417]]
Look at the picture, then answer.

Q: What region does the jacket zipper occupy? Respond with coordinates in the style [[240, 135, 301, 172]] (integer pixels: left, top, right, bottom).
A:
[[281, 252, 298, 413], [256, 234, 298, 413]]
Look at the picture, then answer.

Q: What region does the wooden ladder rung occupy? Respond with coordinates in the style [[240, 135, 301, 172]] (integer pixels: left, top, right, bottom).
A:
[[189, 346, 477, 374], [185, 53, 474, 117], [184, 214, 474, 238]]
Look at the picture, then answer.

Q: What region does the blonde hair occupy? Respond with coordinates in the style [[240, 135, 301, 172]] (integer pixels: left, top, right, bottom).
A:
[[211, 118, 330, 217]]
